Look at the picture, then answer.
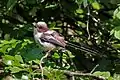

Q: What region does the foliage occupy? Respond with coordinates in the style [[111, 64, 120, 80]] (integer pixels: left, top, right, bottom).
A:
[[0, 0, 120, 80]]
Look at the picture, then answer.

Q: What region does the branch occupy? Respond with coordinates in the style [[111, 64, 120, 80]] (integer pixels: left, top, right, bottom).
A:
[[31, 66, 105, 80], [63, 70, 105, 80]]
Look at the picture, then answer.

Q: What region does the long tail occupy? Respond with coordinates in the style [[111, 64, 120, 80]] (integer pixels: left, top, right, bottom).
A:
[[66, 42, 100, 55]]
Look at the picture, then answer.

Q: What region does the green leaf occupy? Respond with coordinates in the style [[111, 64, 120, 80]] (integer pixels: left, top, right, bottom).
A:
[[44, 68, 67, 80], [2, 55, 23, 67], [113, 74, 120, 80], [0, 45, 10, 53], [67, 51, 75, 58], [33, 59, 40, 64], [93, 71, 110, 78], [23, 48, 43, 61], [7, 0, 17, 11], [83, 0, 88, 7], [49, 22, 56, 28], [24, 39, 33, 44], [112, 44, 120, 49], [114, 7, 120, 19], [110, 29, 115, 35], [76, 9, 84, 14], [21, 75, 29, 80], [45, 4, 58, 8], [5, 60, 12, 65], [89, 0, 95, 3], [52, 52, 60, 59], [15, 55, 23, 63], [4, 34, 10, 40], [77, 21, 86, 27], [2, 55, 14, 65], [10, 67, 23, 73], [92, 2, 100, 10], [108, 77, 113, 80], [114, 27, 120, 40], [2, 55, 15, 60]]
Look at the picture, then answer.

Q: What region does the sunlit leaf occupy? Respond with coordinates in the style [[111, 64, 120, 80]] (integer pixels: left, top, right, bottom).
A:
[[6, 60, 12, 65], [67, 51, 75, 58], [33, 59, 40, 64], [10, 67, 23, 73], [77, 21, 86, 27], [15, 55, 23, 63], [2, 55, 14, 60], [52, 52, 60, 59], [113, 74, 120, 80], [21, 75, 29, 80], [2, 55, 14, 65], [114, 27, 120, 40], [92, 2, 100, 10], [114, 6, 120, 19], [0, 45, 9, 53], [76, 9, 84, 14], [112, 44, 120, 49], [93, 71, 110, 78]]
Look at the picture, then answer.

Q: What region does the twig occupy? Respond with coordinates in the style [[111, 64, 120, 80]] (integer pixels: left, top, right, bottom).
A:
[[39, 50, 51, 80], [90, 64, 99, 74], [86, 5, 91, 40]]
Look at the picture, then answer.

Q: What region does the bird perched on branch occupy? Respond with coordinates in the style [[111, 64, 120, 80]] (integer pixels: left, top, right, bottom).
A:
[[33, 21, 99, 54]]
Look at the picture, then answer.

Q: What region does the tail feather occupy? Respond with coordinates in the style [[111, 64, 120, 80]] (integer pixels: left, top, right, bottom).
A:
[[66, 42, 100, 55]]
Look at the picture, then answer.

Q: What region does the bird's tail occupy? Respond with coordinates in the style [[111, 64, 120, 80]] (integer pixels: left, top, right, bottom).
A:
[[66, 42, 100, 55]]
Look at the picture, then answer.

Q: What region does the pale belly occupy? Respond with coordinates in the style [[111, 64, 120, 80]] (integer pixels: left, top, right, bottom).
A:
[[42, 42, 56, 51], [34, 32, 56, 51]]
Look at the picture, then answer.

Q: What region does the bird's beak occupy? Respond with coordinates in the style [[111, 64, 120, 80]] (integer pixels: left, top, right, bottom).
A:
[[32, 22, 37, 28]]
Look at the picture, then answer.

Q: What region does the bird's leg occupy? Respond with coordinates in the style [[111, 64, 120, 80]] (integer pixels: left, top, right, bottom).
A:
[[39, 49, 52, 80]]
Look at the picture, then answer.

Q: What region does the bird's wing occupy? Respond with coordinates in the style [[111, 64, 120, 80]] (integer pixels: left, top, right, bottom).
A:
[[40, 30, 66, 47]]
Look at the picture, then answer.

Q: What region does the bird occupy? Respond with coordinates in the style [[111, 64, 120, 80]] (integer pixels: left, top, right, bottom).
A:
[[33, 22, 66, 51], [33, 21, 99, 54]]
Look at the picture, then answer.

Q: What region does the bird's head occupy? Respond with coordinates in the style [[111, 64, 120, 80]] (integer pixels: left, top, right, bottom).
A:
[[33, 22, 49, 32]]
